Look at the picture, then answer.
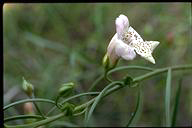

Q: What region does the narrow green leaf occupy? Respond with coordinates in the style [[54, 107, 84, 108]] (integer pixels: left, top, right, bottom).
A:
[[171, 78, 182, 127], [165, 68, 172, 126], [84, 107, 89, 125], [85, 82, 120, 126], [126, 86, 143, 127]]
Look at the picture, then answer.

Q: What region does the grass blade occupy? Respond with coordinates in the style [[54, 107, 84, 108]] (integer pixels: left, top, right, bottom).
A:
[[126, 86, 143, 127], [171, 78, 182, 127], [165, 68, 172, 126]]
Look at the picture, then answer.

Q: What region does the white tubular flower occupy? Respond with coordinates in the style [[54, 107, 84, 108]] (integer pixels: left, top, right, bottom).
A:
[[106, 14, 160, 67]]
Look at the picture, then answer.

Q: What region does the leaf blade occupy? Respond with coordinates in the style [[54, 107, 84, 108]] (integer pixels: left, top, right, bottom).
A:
[[126, 86, 143, 127], [85, 82, 120, 126], [171, 78, 182, 127], [165, 68, 172, 126]]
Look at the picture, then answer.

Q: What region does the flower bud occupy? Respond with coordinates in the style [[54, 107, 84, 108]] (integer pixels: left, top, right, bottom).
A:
[[102, 53, 109, 70], [22, 77, 34, 97], [102, 53, 119, 71], [59, 82, 75, 97]]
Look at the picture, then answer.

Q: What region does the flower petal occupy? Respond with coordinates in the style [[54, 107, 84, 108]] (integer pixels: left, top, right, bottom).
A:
[[107, 33, 119, 65], [130, 40, 157, 64], [116, 14, 129, 39], [142, 54, 156, 64], [115, 39, 136, 60], [144, 41, 160, 52], [119, 14, 129, 28]]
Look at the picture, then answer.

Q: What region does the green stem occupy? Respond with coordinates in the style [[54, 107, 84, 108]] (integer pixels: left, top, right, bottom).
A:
[[4, 98, 56, 111], [5, 112, 66, 128], [55, 95, 62, 109], [74, 81, 123, 113], [104, 69, 113, 82], [74, 65, 192, 113], [4, 65, 192, 128], [32, 112, 66, 128], [46, 92, 100, 116], [133, 65, 192, 84], [31, 94, 46, 118], [108, 65, 154, 75], [85, 81, 122, 126], [4, 115, 44, 123], [89, 66, 153, 92], [60, 92, 100, 105], [73, 108, 87, 116]]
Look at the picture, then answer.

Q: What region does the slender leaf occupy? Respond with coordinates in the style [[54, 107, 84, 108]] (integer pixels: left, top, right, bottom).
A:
[[165, 68, 172, 126], [85, 82, 120, 126], [171, 78, 182, 127], [126, 86, 143, 127], [84, 107, 89, 125]]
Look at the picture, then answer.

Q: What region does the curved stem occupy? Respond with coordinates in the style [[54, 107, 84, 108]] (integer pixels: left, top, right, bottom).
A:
[[85, 81, 122, 125], [104, 69, 113, 82], [88, 75, 104, 92], [4, 65, 192, 128], [4, 112, 66, 128], [133, 65, 192, 84], [55, 95, 62, 109], [4, 115, 44, 123], [60, 92, 100, 105], [108, 65, 154, 75], [73, 81, 123, 113], [73, 108, 87, 116], [46, 92, 100, 116], [107, 66, 154, 81], [31, 94, 46, 118], [90, 66, 153, 92], [4, 98, 56, 111], [74, 65, 192, 113]]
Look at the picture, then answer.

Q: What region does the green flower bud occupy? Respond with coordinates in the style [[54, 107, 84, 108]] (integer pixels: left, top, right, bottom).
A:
[[60, 102, 75, 116], [59, 82, 75, 97], [102, 53, 119, 71], [102, 53, 109, 70], [22, 77, 34, 97]]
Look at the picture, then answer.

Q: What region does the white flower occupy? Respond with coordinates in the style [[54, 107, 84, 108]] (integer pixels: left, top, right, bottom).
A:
[[106, 14, 160, 66]]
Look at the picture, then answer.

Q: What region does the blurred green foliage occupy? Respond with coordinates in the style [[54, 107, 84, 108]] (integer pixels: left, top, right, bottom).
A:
[[3, 3, 192, 126]]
